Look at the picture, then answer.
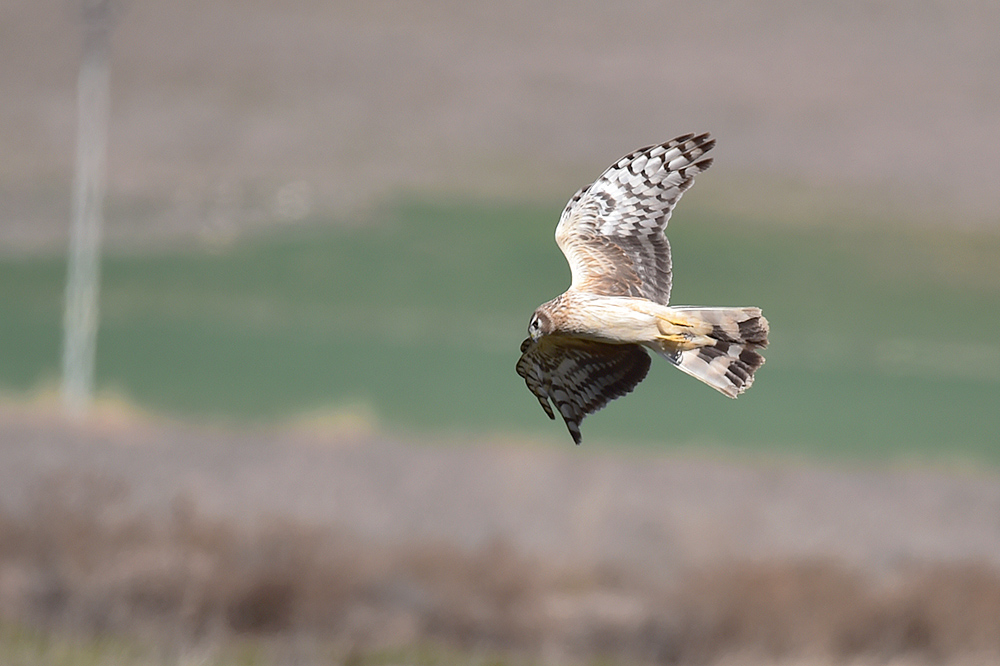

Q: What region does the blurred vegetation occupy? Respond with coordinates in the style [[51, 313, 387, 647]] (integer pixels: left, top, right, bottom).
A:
[[0, 623, 514, 666], [2, 478, 999, 666], [2, 198, 999, 462]]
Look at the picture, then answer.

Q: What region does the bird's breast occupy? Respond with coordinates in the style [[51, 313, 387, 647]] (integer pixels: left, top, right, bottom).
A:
[[547, 293, 663, 344]]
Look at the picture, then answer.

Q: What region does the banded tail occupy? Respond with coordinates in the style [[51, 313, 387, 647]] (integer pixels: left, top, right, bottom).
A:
[[650, 307, 769, 398]]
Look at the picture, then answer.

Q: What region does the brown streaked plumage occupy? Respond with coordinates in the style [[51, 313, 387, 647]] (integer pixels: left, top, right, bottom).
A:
[[516, 133, 769, 444], [516, 336, 650, 445]]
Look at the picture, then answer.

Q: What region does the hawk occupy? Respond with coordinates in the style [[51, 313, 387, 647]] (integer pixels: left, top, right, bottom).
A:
[[516, 133, 769, 444]]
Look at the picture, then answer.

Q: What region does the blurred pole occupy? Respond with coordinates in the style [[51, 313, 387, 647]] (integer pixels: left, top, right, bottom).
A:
[[62, 1, 113, 416]]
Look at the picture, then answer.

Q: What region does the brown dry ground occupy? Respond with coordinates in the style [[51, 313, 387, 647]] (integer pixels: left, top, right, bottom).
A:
[[1, 402, 999, 665]]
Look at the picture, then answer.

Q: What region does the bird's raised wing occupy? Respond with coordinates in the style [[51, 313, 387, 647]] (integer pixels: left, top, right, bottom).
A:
[[555, 133, 715, 305], [515, 336, 651, 444]]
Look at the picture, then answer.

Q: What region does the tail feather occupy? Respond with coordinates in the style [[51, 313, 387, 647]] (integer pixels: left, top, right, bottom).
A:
[[651, 307, 769, 398]]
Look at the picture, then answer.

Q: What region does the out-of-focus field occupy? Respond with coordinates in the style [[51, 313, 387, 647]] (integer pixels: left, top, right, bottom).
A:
[[5, 0, 1000, 250], [1, 408, 1000, 666], [3, 198, 1000, 461]]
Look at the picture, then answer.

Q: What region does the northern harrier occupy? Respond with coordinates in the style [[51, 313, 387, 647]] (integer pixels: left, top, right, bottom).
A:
[[516, 133, 769, 444]]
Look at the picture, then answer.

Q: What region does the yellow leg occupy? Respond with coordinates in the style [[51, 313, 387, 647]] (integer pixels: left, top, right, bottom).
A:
[[656, 315, 714, 350]]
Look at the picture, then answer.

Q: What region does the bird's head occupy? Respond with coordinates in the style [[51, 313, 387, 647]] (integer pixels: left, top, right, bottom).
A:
[[528, 309, 553, 342]]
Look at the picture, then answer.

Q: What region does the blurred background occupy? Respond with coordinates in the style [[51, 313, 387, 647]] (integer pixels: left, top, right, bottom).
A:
[[2, 1, 999, 664]]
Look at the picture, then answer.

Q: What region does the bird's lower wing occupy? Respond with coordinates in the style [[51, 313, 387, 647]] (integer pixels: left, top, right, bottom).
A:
[[516, 337, 651, 444]]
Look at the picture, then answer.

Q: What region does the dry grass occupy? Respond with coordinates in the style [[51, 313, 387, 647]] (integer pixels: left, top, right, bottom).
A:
[[1, 474, 998, 665]]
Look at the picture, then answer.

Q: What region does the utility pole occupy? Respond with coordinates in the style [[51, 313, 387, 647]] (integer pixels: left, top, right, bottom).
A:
[[61, 0, 114, 416]]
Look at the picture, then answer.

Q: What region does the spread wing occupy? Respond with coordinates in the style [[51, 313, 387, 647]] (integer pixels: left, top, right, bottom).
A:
[[515, 336, 651, 444], [555, 133, 715, 305]]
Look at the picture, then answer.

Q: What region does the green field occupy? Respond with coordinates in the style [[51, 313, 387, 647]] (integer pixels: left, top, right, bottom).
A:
[[3, 199, 999, 462]]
